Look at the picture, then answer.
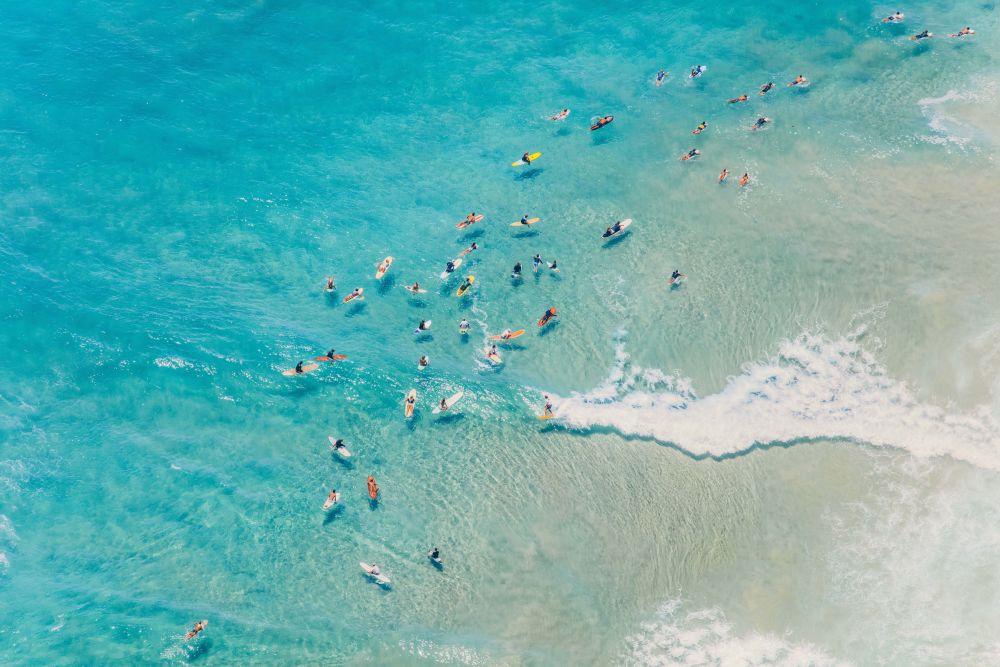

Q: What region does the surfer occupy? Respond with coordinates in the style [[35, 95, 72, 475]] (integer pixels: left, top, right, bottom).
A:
[[727, 94, 748, 103], [367, 476, 379, 499], [719, 168, 729, 183], [532, 254, 542, 272], [512, 261, 522, 278], [680, 148, 701, 161], [519, 214, 530, 225], [549, 108, 570, 120], [439, 397, 449, 412], [331, 438, 348, 454], [752, 116, 770, 130], [544, 395, 553, 416], [882, 11, 904, 23], [591, 115, 614, 131], [949, 26, 974, 37], [739, 172, 749, 187], [418, 356, 429, 370], [500, 328, 513, 340], [759, 81, 775, 96], [445, 260, 456, 273], [417, 320, 431, 332], [655, 70, 668, 86], [460, 242, 478, 256], [521, 152, 533, 165], [465, 212, 477, 222], [539, 307, 557, 326], [605, 220, 622, 236], [325, 348, 337, 359], [429, 547, 441, 561], [459, 319, 471, 333], [690, 65, 706, 78], [670, 270, 687, 284], [294, 361, 304, 374], [325, 276, 335, 290], [548, 259, 559, 272], [692, 121, 707, 135], [185, 620, 208, 641], [788, 74, 808, 86]]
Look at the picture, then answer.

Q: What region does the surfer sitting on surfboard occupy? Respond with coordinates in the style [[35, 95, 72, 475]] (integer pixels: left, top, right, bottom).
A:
[[532, 254, 542, 272], [521, 152, 533, 165], [439, 398, 449, 412], [548, 260, 559, 272], [882, 11, 903, 23], [419, 356, 428, 370], [459, 319, 470, 333], [459, 242, 478, 256], [739, 172, 750, 187], [331, 438, 349, 455], [512, 261, 522, 278], [692, 121, 707, 135]]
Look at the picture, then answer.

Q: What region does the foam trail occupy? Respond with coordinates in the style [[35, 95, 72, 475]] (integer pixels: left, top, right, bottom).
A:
[[623, 599, 851, 666], [550, 331, 1000, 470]]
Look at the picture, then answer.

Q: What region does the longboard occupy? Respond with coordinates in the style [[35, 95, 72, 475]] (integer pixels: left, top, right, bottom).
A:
[[314, 354, 348, 361], [282, 363, 319, 376], [490, 329, 525, 341], [343, 289, 364, 303], [375, 256, 393, 279], [432, 391, 464, 414], [602, 219, 633, 238], [360, 562, 390, 585], [456, 214, 484, 229]]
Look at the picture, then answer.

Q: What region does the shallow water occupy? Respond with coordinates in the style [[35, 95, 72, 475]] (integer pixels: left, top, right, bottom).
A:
[[3, 0, 1000, 664]]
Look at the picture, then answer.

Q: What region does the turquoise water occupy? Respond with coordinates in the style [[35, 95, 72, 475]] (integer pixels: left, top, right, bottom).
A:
[[3, 0, 1000, 664]]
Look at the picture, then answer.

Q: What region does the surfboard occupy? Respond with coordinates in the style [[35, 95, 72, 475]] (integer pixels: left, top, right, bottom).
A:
[[282, 363, 319, 376], [367, 477, 379, 500], [490, 329, 525, 341], [322, 492, 340, 510], [602, 219, 633, 238], [440, 258, 462, 279], [511, 152, 541, 166], [455, 276, 475, 297], [328, 436, 352, 458], [314, 354, 348, 362], [360, 562, 390, 585], [404, 389, 416, 418], [432, 391, 464, 414], [485, 349, 502, 365], [375, 256, 393, 279], [456, 214, 484, 229], [537, 414, 556, 420], [510, 218, 540, 227], [343, 288, 364, 303]]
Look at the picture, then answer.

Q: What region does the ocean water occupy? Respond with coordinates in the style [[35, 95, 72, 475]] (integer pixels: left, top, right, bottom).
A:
[[3, 0, 1000, 664]]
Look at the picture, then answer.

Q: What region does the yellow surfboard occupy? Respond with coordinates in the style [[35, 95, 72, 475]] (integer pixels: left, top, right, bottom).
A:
[[537, 414, 556, 420], [510, 218, 540, 227], [511, 152, 541, 166], [456, 275, 475, 297]]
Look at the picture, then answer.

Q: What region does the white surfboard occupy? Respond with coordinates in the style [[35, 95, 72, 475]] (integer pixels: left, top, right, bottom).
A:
[[322, 492, 340, 510], [440, 258, 463, 279], [360, 561, 390, 585], [432, 391, 464, 414], [328, 436, 352, 458]]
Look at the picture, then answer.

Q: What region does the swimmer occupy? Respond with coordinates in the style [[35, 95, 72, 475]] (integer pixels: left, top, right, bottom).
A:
[[325, 276, 335, 291], [680, 148, 701, 161], [692, 121, 708, 135], [370, 563, 380, 576], [465, 212, 477, 222], [751, 116, 770, 130], [882, 11, 904, 23], [532, 254, 542, 272], [459, 242, 478, 257], [429, 547, 441, 561], [185, 620, 208, 641], [739, 172, 749, 187], [419, 356, 429, 369], [727, 94, 749, 103], [549, 108, 570, 121], [719, 168, 729, 183], [512, 261, 522, 278], [690, 65, 706, 78], [788, 74, 808, 86], [759, 82, 775, 96], [949, 27, 974, 37], [548, 259, 559, 272], [655, 70, 669, 86]]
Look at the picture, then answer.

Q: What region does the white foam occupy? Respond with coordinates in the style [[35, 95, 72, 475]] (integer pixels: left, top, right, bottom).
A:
[[550, 331, 1000, 470], [623, 599, 851, 666]]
